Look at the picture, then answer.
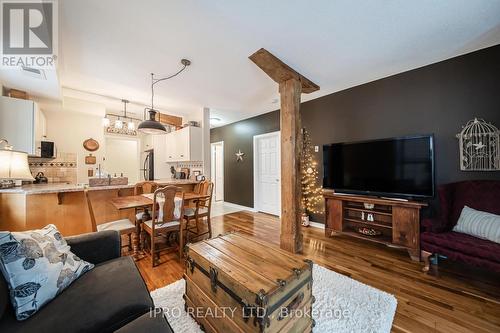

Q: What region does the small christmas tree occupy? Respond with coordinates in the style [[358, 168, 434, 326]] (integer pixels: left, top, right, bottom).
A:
[[300, 128, 324, 220]]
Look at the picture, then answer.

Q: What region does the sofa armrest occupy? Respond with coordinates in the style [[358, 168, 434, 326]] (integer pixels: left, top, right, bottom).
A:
[[65, 230, 121, 265], [422, 217, 446, 233]]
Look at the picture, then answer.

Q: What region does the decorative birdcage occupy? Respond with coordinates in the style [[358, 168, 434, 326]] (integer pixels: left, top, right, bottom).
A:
[[456, 118, 499, 171]]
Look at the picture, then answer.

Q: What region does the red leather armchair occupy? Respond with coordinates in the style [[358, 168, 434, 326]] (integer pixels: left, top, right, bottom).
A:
[[420, 180, 500, 273]]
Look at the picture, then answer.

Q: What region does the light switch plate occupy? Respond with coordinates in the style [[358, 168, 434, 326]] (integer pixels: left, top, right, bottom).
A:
[[314, 146, 319, 152]]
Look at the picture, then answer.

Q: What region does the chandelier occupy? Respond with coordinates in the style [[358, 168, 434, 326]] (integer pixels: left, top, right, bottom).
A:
[[103, 99, 138, 136]]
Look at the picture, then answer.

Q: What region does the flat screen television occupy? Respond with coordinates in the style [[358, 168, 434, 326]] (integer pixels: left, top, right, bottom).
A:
[[323, 135, 434, 199]]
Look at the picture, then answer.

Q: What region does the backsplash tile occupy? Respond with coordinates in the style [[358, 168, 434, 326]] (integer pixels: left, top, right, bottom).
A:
[[28, 153, 77, 184], [167, 161, 204, 178]]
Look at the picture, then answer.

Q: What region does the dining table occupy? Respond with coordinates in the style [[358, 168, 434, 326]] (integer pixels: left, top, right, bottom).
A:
[[109, 192, 210, 259]]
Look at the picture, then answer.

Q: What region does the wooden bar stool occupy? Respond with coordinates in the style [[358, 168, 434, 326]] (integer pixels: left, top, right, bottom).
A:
[[84, 190, 136, 251]]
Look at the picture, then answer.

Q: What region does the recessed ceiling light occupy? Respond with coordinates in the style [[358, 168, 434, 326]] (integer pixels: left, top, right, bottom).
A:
[[210, 117, 221, 124], [21, 66, 46, 80]]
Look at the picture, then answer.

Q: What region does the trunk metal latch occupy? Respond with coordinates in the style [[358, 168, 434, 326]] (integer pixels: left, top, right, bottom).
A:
[[209, 267, 218, 293]]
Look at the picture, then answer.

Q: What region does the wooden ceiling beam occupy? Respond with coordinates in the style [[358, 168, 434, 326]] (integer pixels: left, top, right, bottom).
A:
[[249, 48, 320, 254], [249, 48, 319, 94]]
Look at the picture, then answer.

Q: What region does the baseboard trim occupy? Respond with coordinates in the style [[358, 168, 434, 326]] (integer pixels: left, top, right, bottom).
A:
[[307, 221, 326, 229], [220, 201, 257, 212], [216, 203, 324, 226]]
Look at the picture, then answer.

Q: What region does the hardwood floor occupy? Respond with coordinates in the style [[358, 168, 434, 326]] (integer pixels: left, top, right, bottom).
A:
[[129, 211, 500, 333]]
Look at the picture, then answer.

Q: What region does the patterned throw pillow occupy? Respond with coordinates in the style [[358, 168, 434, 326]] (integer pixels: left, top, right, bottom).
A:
[[0, 224, 94, 320]]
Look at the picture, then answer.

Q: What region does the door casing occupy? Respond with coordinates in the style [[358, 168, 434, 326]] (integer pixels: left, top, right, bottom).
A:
[[253, 131, 281, 216], [211, 141, 224, 201]]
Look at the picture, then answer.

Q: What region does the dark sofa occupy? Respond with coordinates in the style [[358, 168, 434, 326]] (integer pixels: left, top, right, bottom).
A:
[[421, 180, 500, 273], [0, 230, 172, 332]]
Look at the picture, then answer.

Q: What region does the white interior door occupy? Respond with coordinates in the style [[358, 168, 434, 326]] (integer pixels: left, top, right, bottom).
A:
[[254, 132, 280, 215], [211, 142, 224, 201]]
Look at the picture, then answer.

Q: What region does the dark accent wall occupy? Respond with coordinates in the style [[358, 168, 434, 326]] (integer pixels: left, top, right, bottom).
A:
[[211, 44, 500, 218], [211, 111, 280, 207]]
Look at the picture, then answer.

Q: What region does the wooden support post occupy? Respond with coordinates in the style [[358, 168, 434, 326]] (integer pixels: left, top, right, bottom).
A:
[[249, 48, 319, 254], [279, 78, 303, 253]]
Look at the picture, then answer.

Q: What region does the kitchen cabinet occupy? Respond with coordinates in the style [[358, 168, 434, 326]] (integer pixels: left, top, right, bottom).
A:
[[0, 96, 46, 156], [165, 126, 202, 162], [152, 134, 170, 179], [34, 105, 47, 151], [165, 133, 176, 161], [140, 133, 153, 152]]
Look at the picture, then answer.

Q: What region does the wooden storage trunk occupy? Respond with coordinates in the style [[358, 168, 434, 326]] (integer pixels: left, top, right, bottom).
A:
[[184, 232, 314, 333]]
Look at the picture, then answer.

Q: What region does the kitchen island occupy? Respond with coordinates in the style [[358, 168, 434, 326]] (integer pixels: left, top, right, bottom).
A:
[[0, 179, 198, 236]]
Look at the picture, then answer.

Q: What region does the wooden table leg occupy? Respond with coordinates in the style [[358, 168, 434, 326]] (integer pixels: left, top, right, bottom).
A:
[[142, 207, 151, 222], [132, 207, 151, 261], [179, 220, 184, 262]]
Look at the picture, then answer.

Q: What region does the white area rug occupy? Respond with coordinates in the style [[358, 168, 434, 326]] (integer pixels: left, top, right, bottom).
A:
[[151, 264, 397, 333]]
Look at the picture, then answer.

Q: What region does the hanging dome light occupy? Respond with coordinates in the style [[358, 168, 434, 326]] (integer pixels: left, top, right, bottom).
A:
[[138, 110, 166, 134], [138, 59, 191, 134]]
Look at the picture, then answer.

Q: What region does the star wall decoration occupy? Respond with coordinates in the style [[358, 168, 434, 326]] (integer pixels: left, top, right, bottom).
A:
[[235, 150, 245, 162]]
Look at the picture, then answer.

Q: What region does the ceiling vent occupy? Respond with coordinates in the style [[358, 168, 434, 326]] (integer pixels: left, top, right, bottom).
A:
[[21, 66, 46, 80]]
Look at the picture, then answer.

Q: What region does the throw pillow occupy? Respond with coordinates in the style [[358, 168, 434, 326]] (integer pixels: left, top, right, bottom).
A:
[[0, 224, 94, 320], [453, 206, 500, 244]]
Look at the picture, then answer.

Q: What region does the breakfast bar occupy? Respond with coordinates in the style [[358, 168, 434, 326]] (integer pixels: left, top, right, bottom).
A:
[[0, 179, 198, 236]]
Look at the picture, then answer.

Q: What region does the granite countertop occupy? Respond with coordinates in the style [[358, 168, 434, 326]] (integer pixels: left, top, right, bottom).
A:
[[0, 179, 199, 195]]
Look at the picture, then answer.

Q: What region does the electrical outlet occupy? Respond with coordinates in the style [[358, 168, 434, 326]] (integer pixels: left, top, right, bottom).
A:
[[314, 146, 319, 153]]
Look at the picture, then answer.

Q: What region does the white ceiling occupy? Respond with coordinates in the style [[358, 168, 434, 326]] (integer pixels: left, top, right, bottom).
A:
[[2, 1, 500, 126]]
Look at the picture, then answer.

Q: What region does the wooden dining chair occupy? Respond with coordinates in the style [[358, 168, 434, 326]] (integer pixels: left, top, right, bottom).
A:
[[184, 181, 213, 241], [84, 190, 136, 250], [141, 186, 185, 267], [134, 181, 159, 195], [134, 181, 159, 220]]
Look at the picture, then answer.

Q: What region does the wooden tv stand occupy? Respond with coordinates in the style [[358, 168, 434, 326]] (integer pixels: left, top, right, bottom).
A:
[[323, 191, 427, 261]]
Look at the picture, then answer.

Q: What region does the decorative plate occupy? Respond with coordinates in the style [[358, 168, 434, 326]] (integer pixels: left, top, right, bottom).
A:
[[83, 138, 99, 152]]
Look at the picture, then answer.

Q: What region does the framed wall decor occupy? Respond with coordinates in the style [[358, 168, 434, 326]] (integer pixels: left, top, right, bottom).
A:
[[457, 118, 499, 171]]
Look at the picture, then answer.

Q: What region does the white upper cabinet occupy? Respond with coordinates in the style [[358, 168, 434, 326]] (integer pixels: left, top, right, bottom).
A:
[[140, 133, 153, 152], [152, 134, 169, 178], [165, 132, 176, 161], [34, 104, 47, 153], [0, 96, 46, 156], [165, 126, 202, 162]]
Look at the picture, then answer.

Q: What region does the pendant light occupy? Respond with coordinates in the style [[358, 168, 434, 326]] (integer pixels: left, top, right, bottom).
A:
[[120, 99, 136, 131], [102, 117, 110, 127], [138, 59, 191, 134], [127, 121, 135, 131], [114, 119, 123, 129]]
